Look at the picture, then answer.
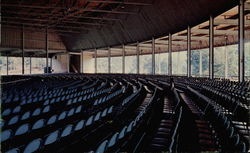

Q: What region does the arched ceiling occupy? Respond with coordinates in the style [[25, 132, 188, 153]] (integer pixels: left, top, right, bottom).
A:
[[1, 0, 239, 53], [61, 0, 238, 51]]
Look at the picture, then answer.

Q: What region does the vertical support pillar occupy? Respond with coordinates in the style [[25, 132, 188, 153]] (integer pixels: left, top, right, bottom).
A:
[[80, 51, 83, 73], [122, 45, 125, 74], [177, 52, 180, 74], [50, 56, 53, 68], [168, 33, 172, 76], [152, 37, 155, 75], [239, 0, 245, 82], [136, 42, 140, 74], [209, 15, 214, 79], [0, 1, 1, 47], [30, 56, 32, 74], [95, 49, 97, 73], [108, 47, 111, 73], [199, 51, 203, 77], [22, 25, 25, 74], [67, 53, 70, 73], [82, 52, 84, 73], [187, 26, 191, 77], [45, 28, 49, 73], [225, 48, 228, 79], [6, 53, 9, 75], [225, 36, 228, 79], [50, 55, 52, 73]]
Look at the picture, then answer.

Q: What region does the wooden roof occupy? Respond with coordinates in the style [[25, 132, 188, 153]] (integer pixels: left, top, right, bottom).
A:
[[1, 0, 247, 56]]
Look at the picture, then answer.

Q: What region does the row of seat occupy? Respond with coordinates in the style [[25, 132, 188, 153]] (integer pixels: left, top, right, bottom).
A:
[[1, 75, 130, 153], [2, 80, 112, 123], [207, 106, 248, 152], [1, 104, 82, 147], [2, 84, 117, 131], [2, 79, 87, 103], [2, 105, 50, 129], [4, 105, 114, 153], [5, 81, 95, 106], [2, 76, 95, 101], [2, 74, 249, 153], [91, 87, 156, 153], [181, 78, 249, 123], [122, 87, 141, 106], [186, 78, 249, 105], [205, 87, 248, 120], [93, 87, 124, 106], [2, 81, 97, 112], [187, 86, 249, 152], [3, 103, 114, 152]]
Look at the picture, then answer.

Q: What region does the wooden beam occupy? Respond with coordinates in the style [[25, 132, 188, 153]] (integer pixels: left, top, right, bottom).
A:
[[192, 29, 237, 35], [75, 16, 120, 21], [172, 35, 209, 41], [245, 2, 250, 10], [148, 40, 200, 45], [1, 21, 91, 32], [2, 24, 84, 34], [87, 0, 152, 6], [140, 43, 167, 47], [214, 19, 250, 25], [86, 9, 137, 15], [2, 8, 137, 17], [49, 8, 136, 26], [2, 16, 109, 26], [1, 3, 56, 9]]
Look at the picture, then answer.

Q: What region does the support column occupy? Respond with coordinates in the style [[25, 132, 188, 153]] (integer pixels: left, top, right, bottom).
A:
[[137, 42, 140, 74], [22, 25, 25, 74], [177, 52, 180, 74], [51, 56, 53, 68], [152, 37, 155, 75], [187, 26, 191, 77], [108, 47, 111, 73], [6, 53, 9, 75], [239, 0, 245, 82], [122, 45, 125, 74], [30, 56, 32, 74], [0, 2, 1, 46], [50, 56, 53, 73], [168, 33, 172, 76], [95, 49, 97, 73], [80, 51, 83, 73], [225, 48, 228, 79], [199, 51, 203, 77], [67, 53, 70, 73], [209, 15, 214, 79], [225, 36, 228, 79], [45, 28, 49, 73]]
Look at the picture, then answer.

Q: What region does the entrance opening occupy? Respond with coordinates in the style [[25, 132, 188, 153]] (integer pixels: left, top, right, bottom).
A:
[[69, 55, 80, 73]]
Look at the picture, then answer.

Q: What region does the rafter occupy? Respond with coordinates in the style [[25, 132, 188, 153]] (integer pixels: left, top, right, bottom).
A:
[[1, 4, 137, 15], [214, 19, 250, 25], [1, 21, 91, 33], [87, 0, 152, 6], [2, 16, 109, 26], [191, 29, 237, 35], [171, 36, 209, 41]]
